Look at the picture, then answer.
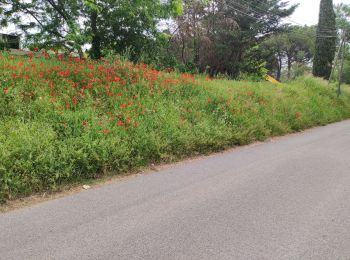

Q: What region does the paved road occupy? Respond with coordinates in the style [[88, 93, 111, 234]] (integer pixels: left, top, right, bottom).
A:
[[1, 120, 350, 260]]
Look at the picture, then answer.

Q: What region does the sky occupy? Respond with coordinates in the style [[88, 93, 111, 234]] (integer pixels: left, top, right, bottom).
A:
[[1, 0, 350, 35], [289, 0, 350, 25]]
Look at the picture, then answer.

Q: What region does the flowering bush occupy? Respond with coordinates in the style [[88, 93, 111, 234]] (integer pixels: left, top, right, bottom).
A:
[[1, 52, 350, 202]]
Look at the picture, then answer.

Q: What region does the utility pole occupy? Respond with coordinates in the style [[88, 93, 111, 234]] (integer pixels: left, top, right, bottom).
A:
[[329, 30, 343, 84], [337, 32, 346, 97]]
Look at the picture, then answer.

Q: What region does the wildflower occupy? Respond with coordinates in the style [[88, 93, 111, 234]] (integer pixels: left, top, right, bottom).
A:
[[72, 97, 78, 105], [3, 88, 9, 94], [59, 71, 70, 76]]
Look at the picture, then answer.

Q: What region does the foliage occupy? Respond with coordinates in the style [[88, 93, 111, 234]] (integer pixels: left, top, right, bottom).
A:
[[1, 53, 350, 202], [0, 0, 183, 59], [335, 3, 350, 34], [333, 4, 350, 84], [262, 25, 316, 80], [0, 0, 85, 54], [313, 0, 337, 79], [167, 0, 298, 78]]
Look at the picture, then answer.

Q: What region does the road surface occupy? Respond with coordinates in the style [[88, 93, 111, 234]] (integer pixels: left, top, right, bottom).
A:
[[1, 120, 350, 260]]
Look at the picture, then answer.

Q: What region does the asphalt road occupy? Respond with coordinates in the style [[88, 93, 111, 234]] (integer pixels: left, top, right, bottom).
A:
[[1, 120, 350, 260]]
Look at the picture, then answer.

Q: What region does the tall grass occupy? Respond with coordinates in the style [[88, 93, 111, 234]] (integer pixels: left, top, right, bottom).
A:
[[1, 52, 350, 202]]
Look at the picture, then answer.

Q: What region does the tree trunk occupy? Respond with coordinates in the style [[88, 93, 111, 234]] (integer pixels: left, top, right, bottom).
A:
[[192, 8, 199, 69], [90, 10, 101, 59], [276, 55, 282, 81], [181, 36, 186, 64], [287, 55, 292, 79]]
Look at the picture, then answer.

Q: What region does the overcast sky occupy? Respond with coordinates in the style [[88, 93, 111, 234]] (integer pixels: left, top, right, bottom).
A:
[[289, 0, 350, 25], [1, 0, 350, 35]]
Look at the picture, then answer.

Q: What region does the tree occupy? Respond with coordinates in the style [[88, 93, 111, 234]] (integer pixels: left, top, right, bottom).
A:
[[330, 3, 350, 84], [0, 0, 183, 59], [0, 0, 85, 55], [313, 0, 337, 79], [262, 26, 316, 80], [95, 0, 183, 61], [168, 0, 297, 77]]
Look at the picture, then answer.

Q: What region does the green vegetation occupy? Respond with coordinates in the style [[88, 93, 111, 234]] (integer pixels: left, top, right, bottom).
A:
[[1, 53, 350, 202], [331, 4, 350, 85], [313, 0, 337, 79], [261, 26, 316, 81], [0, 0, 298, 78]]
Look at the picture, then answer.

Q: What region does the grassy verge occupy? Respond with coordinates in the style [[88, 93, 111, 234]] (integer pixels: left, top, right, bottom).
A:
[[1, 52, 350, 203]]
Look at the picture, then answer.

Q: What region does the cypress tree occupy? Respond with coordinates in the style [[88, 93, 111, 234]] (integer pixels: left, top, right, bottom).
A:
[[313, 0, 337, 79]]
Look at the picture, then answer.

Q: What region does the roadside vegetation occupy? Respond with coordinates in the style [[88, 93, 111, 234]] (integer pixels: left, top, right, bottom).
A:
[[1, 52, 350, 202]]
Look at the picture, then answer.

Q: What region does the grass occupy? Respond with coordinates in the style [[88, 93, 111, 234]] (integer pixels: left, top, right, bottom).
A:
[[1, 51, 350, 203]]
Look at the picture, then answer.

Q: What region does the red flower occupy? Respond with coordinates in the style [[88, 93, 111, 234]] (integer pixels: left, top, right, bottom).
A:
[[59, 71, 70, 76]]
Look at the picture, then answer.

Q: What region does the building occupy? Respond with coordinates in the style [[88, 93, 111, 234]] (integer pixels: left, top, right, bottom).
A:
[[0, 33, 20, 50]]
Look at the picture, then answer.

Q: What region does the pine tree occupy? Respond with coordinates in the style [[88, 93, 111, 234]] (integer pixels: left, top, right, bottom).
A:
[[313, 0, 337, 79]]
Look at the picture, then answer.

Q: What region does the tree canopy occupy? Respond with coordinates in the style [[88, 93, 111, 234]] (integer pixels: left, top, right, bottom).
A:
[[0, 0, 183, 58], [167, 0, 298, 77], [262, 26, 315, 80], [313, 0, 337, 79], [3, 0, 339, 81]]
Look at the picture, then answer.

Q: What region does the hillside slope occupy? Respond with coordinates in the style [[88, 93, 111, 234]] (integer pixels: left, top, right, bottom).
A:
[[1, 53, 350, 202]]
